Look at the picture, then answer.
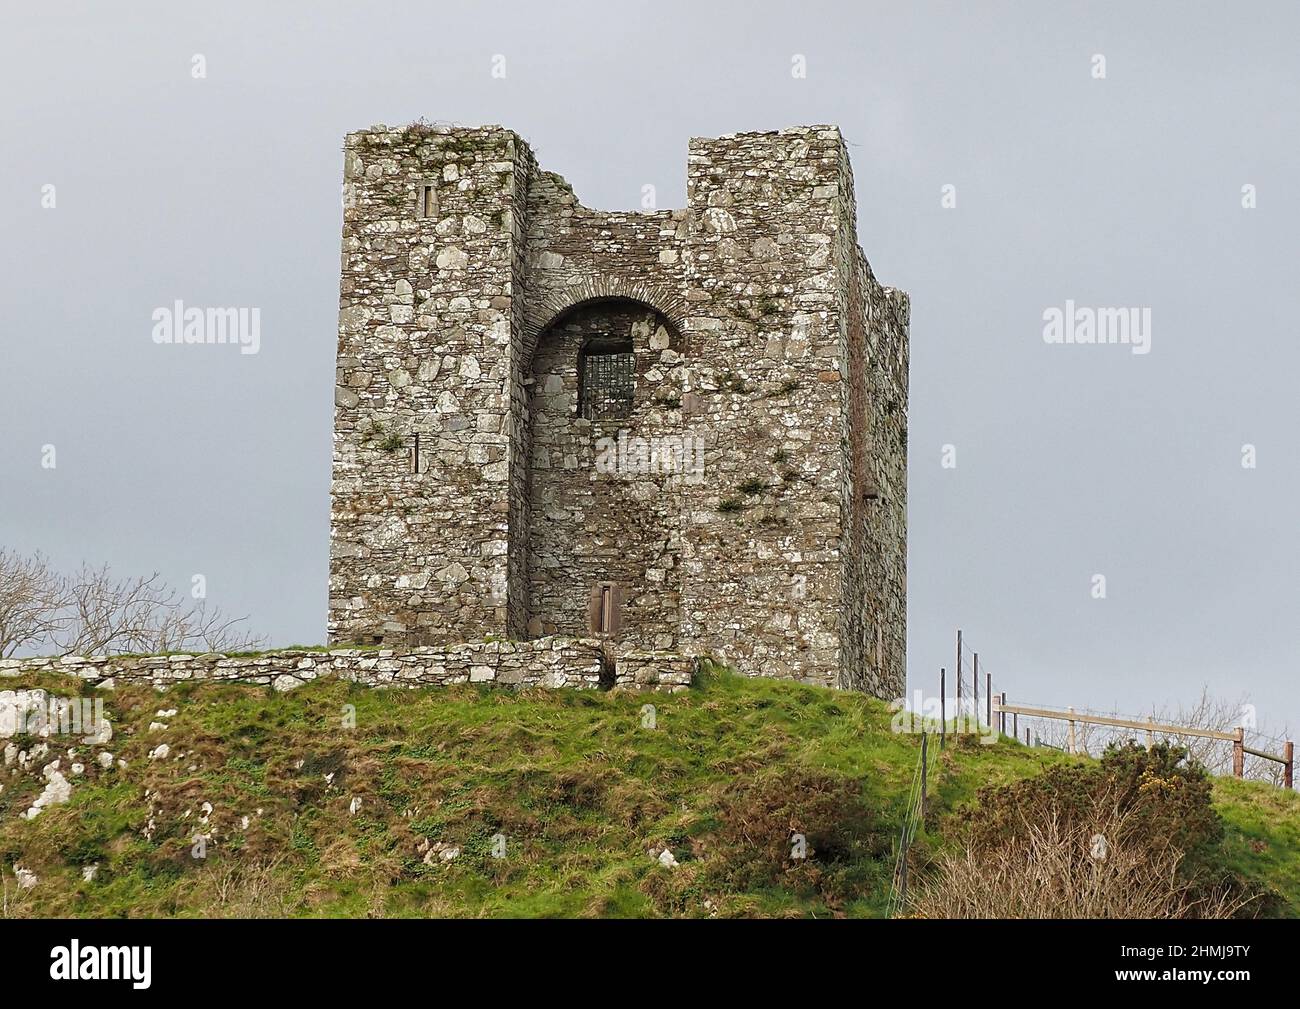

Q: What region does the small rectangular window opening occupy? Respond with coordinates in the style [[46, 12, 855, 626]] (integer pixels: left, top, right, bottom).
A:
[[412, 432, 420, 474], [419, 183, 436, 219], [579, 344, 635, 420]]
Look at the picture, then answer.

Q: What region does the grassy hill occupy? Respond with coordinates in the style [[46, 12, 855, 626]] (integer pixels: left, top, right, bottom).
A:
[[1, 666, 1296, 918]]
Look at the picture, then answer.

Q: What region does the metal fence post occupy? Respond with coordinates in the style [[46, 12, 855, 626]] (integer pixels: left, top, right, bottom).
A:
[[940, 668, 946, 749], [955, 629, 963, 719], [921, 732, 929, 819]]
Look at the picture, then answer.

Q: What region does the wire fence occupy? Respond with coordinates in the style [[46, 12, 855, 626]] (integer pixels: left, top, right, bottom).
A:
[[887, 730, 939, 918], [890, 630, 1295, 916], [937, 629, 1295, 789]]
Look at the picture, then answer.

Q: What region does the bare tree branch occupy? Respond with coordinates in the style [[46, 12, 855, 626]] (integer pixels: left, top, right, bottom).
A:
[[0, 550, 66, 658], [0, 550, 265, 657]]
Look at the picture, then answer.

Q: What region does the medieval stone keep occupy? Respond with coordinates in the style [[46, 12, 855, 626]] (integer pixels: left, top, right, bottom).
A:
[[330, 123, 909, 699]]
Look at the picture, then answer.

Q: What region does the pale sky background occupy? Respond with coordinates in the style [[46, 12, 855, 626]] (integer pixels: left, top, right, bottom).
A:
[[3, 1, 1298, 739]]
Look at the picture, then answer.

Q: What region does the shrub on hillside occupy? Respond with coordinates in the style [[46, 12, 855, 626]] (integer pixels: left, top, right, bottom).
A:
[[687, 769, 884, 908], [968, 743, 1223, 869], [911, 743, 1256, 919]]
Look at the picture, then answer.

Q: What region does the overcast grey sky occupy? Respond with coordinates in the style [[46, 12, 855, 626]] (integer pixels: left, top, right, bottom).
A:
[[3, 1, 1298, 736]]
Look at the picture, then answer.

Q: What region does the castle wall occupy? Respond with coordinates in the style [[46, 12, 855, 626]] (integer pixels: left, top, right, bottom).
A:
[[330, 123, 907, 699], [504, 141, 538, 640], [0, 641, 695, 694], [332, 126, 524, 645], [838, 250, 909, 698], [822, 140, 910, 699], [527, 301, 685, 647], [676, 128, 855, 687], [516, 171, 692, 648]]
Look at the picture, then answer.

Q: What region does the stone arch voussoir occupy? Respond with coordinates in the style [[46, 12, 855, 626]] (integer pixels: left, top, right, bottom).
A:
[[522, 277, 688, 370]]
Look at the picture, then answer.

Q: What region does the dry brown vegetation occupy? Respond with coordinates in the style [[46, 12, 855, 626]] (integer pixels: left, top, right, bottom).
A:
[[910, 799, 1249, 919], [910, 742, 1264, 919]]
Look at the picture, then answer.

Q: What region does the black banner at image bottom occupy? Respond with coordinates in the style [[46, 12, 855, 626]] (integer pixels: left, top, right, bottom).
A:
[[0, 917, 1283, 994]]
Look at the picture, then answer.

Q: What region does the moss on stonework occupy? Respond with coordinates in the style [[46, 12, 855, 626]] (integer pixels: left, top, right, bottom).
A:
[[717, 372, 750, 394]]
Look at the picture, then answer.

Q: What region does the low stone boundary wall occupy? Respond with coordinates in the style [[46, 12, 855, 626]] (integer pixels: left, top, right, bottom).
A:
[[0, 637, 697, 694], [612, 650, 694, 692]]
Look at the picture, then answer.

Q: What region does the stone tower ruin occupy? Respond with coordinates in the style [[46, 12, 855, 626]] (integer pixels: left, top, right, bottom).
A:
[[331, 123, 908, 699]]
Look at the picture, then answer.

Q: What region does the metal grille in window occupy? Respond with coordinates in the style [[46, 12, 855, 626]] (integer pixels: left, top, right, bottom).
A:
[[581, 352, 635, 419]]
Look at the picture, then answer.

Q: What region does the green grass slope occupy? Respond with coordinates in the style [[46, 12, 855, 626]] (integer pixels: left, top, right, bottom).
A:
[[1213, 777, 1300, 915], [0, 668, 1294, 918]]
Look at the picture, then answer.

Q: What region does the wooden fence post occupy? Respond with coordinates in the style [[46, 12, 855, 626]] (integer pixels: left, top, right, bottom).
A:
[[1000, 692, 1007, 735], [1285, 741, 1294, 789], [973, 653, 980, 728], [985, 672, 992, 729], [1145, 716, 1154, 751], [1025, 727, 1030, 747], [1013, 710, 1018, 741], [1232, 727, 1244, 778], [1068, 706, 1077, 755]]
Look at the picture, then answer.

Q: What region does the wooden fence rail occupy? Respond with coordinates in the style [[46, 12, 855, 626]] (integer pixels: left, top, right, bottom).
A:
[[992, 698, 1294, 786], [992, 701, 1238, 742], [947, 630, 1294, 789]]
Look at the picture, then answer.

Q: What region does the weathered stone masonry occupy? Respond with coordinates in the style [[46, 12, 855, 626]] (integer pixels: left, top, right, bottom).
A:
[[330, 123, 908, 699], [0, 640, 694, 694]]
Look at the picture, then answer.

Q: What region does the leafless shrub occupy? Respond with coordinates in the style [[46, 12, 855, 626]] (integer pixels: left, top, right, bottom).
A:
[[908, 793, 1251, 919], [1152, 686, 1289, 784], [0, 549, 263, 658], [1031, 711, 1104, 755]]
